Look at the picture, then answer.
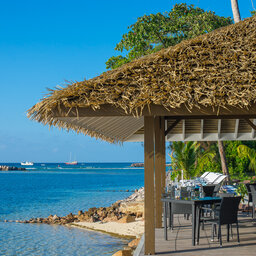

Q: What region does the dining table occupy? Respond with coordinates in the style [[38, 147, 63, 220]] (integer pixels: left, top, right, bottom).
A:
[[161, 196, 222, 246]]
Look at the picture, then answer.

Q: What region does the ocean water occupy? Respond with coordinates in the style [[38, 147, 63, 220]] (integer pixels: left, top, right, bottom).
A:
[[0, 163, 144, 256]]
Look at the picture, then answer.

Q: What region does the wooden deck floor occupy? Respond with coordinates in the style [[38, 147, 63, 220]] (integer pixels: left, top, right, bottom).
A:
[[138, 214, 256, 256]]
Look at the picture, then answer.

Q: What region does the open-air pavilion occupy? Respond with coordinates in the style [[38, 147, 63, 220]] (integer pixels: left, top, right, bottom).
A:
[[28, 16, 256, 255]]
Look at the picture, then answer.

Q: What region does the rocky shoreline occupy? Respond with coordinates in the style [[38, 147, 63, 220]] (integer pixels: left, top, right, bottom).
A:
[[0, 165, 26, 171], [13, 188, 144, 226]]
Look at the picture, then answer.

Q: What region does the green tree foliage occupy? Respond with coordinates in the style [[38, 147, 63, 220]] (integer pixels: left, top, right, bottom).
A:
[[237, 144, 256, 172], [169, 141, 256, 181], [200, 141, 256, 180], [169, 141, 215, 179], [106, 3, 232, 69]]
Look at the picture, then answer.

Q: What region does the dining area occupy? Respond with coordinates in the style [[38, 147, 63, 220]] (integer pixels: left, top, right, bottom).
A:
[[135, 182, 256, 256], [138, 182, 256, 255], [143, 209, 256, 256]]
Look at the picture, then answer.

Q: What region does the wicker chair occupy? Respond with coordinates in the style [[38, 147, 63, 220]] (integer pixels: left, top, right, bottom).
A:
[[197, 196, 241, 247], [245, 183, 256, 218], [164, 187, 192, 229], [249, 184, 256, 218]]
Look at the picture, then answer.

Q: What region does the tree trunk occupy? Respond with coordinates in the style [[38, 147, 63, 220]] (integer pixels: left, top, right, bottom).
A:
[[218, 141, 231, 183], [231, 0, 241, 23]]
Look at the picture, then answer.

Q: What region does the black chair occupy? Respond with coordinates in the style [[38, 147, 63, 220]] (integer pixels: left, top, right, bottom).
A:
[[200, 185, 216, 223], [197, 196, 241, 247], [165, 187, 192, 229], [249, 184, 256, 218], [203, 185, 215, 197]]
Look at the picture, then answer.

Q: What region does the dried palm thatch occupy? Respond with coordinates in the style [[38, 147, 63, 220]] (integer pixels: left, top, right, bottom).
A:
[[28, 16, 256, 142]]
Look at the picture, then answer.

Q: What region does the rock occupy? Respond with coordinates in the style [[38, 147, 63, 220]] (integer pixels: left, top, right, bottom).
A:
[[87, 207, 97, 215], [118, 215, 136, 223], [136, 212, 143, 218], [90, 216, 98, 222], [78, 210, 83, 216], [52, 215, 59, 221], [112, 249, 132, 256], [119, 202, 144, 216], [128, 238, 140, 248], [102, 214, 119, 222]]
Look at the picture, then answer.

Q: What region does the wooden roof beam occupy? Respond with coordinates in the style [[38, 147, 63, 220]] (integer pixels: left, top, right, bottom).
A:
[[245, 119, 256, 130], [182, 120, 185, 141], [234, 119, 239, 139], [164, 119, 181, 136], [52, 104, 256, 118], [252, 119, 256, 139], [201, 119, 204, 140], [218, 119, 222, 140]]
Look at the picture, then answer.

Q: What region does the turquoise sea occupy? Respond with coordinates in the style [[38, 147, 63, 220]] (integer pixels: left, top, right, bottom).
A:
[[0, 163, 144, 256]]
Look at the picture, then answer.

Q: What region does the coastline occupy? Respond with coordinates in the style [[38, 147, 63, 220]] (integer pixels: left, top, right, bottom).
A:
[[69, 188, 144, 255], [16, 187, 145, 255]]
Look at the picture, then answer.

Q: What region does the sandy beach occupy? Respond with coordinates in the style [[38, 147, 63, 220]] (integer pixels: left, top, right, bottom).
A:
[[71, 218, 144, 238]]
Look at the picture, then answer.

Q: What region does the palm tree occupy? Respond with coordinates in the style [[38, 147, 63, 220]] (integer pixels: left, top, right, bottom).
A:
[[169, 141, 215, 179], [218, 141, 231, 183], [231, 0, 241, 23], [237, 145, 256, 172]]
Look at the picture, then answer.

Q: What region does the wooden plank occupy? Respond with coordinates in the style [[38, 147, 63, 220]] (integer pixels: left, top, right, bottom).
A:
[[201, 119, 204, 140], [182, 120, 186, 140], [144, 116, 155, 255], [218, 119, 222, 139], [164, 119, 181, 136], [234, 119, 239, 139], [155, 117, 166, 228], [160, 117, 166, 222], [154, 117, 161, 228], [52, 103, 256, 118], [252, 119, 256, 138]]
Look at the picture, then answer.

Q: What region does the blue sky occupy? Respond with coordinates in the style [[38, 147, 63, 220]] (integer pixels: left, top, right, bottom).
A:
[[0, 0, 254, 162]]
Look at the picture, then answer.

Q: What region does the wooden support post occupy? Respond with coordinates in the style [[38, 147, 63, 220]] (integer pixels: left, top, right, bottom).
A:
[[155, 117, 161, 228], [144, 116, 155, 255], [160, 117, 166, 206], [155, 117, 166, 228]]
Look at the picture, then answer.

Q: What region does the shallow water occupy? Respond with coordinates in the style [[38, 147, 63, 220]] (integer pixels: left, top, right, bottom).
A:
[[0, 163, 144, 256]]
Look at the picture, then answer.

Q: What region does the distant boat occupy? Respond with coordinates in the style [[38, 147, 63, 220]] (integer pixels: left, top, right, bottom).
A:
[[65, 153, 78, 165], [65, 161, 78, 165], [21, 161, 34, 166]]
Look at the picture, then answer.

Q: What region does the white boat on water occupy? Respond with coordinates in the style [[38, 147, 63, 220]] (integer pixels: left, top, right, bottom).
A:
[[21, 161, 34, 166]]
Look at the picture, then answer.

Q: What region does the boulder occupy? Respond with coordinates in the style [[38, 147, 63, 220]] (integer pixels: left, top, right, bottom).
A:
[[128, 238, 140, 248], [52, 215, 59, 221], [78, 210, 83, 216], [118, 215, 136, 223]]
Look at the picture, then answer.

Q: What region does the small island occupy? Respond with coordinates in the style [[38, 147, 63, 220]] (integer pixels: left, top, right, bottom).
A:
[[130, 163, 144, 167], [0, 165, 26, 171]]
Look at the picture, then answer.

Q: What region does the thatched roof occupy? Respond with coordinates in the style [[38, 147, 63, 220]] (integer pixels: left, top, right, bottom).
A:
[[28, 16, 256, 142]]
